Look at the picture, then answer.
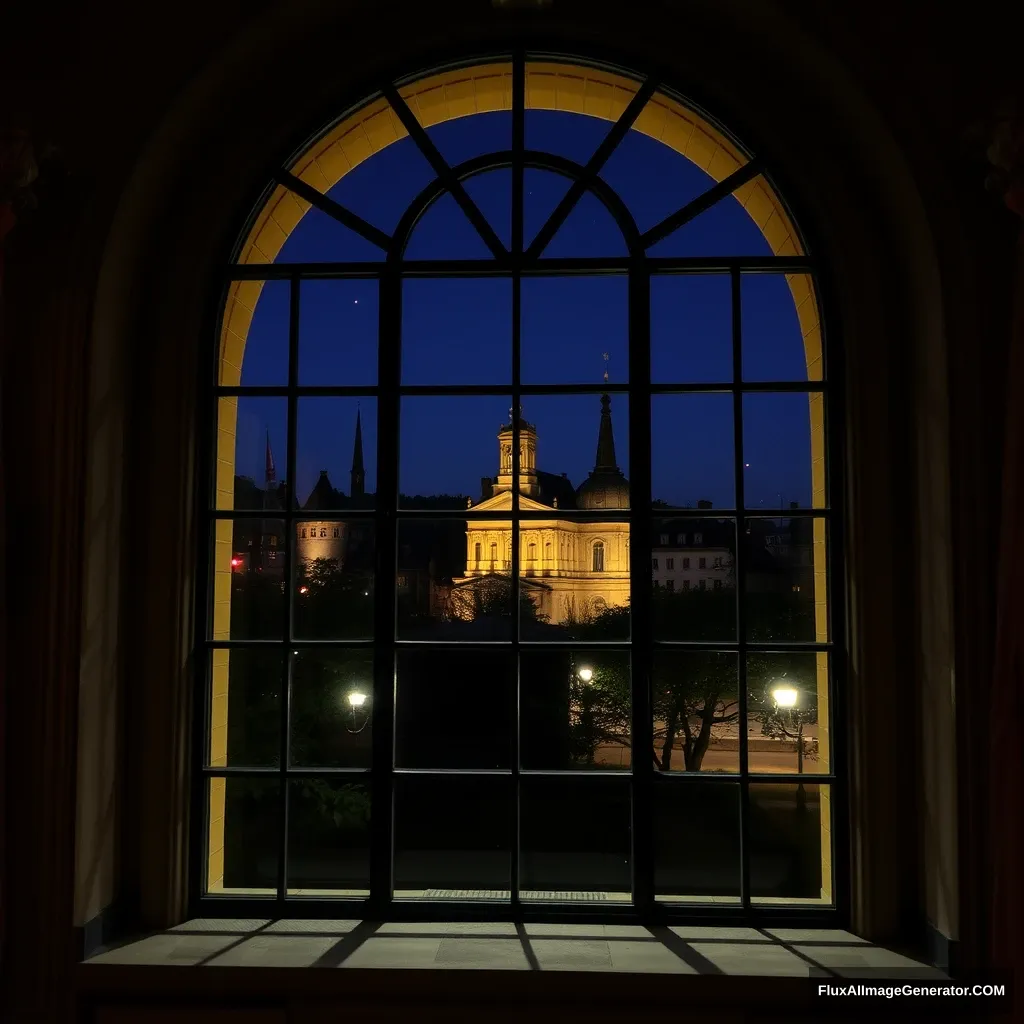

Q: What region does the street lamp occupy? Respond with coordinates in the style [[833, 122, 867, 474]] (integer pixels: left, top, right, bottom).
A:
[[770, 681, 806, 809], [345, 689, 370, 734], [771, 684, 799, 710], [578, 666, 594, 684]]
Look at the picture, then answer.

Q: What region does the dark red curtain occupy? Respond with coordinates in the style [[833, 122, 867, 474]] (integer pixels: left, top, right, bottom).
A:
[[989, 133, 1024, 977], [0, 153, 15, 980]]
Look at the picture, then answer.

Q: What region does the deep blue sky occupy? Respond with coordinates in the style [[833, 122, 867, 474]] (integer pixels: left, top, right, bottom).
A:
[[232, 110, 818, 509]]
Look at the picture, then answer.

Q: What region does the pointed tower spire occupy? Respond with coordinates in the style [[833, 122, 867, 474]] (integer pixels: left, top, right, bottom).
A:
[[594, 393, 618, 471], [350, 407, 365, 497], [265, 429, 276, 486]]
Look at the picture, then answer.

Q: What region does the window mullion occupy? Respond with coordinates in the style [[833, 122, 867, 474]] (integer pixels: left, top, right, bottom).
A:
[[731, 266, 751, 911], [628, 260, 654, 912], [277, 273, 301, 904], [511, 267, 522, 908], [371, 265, 401, 912]]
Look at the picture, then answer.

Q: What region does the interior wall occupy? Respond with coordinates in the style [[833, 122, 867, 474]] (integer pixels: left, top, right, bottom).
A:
[[73, 0, 971, 946]]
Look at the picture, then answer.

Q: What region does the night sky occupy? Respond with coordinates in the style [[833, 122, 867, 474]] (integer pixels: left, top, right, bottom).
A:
[[232, 110, 817, 509]]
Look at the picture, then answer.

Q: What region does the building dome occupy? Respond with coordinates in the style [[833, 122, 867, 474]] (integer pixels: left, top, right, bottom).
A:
[[576, 468, 631, 509]]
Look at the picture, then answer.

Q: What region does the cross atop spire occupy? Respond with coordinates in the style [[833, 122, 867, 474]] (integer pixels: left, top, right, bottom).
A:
[[603, 351, 610, 384]]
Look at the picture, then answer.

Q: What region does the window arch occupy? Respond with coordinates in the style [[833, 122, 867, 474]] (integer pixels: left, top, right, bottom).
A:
[[202, 54, 838, 920]]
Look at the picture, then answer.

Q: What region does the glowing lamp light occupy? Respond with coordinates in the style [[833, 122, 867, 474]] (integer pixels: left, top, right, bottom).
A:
[[230, 558, 242, 567], [299, 585, 309, 595], [772, 684, 799, 708], [347, 691, 368, 709], [577, 666, 594, 683]]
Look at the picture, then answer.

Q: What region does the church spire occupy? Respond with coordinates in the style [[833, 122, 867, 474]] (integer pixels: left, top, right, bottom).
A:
[[265, 429, 276, 487], [350, 407, 365, 497], [594, 393, 618, 471]]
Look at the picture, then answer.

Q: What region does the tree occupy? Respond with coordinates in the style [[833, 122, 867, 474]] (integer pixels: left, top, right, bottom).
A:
[[294, 557, 374, 639], [566, 655, 631, 767], [653, 649, 738, 772], [444, 571, 551, 635]]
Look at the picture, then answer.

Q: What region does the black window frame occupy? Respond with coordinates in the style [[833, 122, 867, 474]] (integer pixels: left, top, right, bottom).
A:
[[193, 49, 847, 928]]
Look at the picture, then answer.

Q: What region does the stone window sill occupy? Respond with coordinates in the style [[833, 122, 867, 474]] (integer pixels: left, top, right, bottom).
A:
[[81, 919, 945, 977]]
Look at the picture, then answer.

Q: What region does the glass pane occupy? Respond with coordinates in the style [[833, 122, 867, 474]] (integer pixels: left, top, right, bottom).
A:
[[518, 519, 631, 641], [230, 279, 289, 387], [652, 651, 739, 774], [651, 394, 735, 509], [394, 776, 512, 900], [295, 398, 376, 510], [423, 110, 512, 168], [539, 190, 628, 259], [523, 167, 573, 252], [520, 650, 631, 770], [210, 518, 286, 641], [601, 119, 712, 235], [324, 133, 436, 236], [290, 649, 373, 768], [521, 276, 628, 385], [744, 516, 826, 643], [742, 273, 822, 382], [519, 391, 629, 505], [397, 517, 512, 641], [396, 649, 514, 770], [743, 392, 822, 510], [464, 168, 512, 251], [275, 204, 386, 263], [748, 783, 832, 905], [292, 519, 374, 640], [298, 279, 378, 386], [404, 193, 493, 261], [654, 781, 741, 904], [208, 648, 282, 767], [524, 107, 608, 167], [519, 778, 631, 902], [402, 282, 511, 386], [400, 395, 510, 507], [216, 397, 287, 510], [747, 652, 829, 775], [207, 776, 279, 896], [651, 517, 737, 642], [646, 176, 779, 259], [287, 780, 370, 897], [651, 274, 732, 384]]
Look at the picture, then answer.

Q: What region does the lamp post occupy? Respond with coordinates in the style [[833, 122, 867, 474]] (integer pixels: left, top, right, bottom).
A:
[[578, 666, 595, 766], [770, 682, 806, 810], [346, 689, 369, 734]]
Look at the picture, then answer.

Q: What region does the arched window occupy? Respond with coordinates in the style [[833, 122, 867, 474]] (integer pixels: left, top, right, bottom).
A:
[[203, 54, 839, 920]]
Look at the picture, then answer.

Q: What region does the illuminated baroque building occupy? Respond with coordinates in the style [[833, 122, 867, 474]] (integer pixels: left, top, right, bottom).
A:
[[452, 393, 631, 624]]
